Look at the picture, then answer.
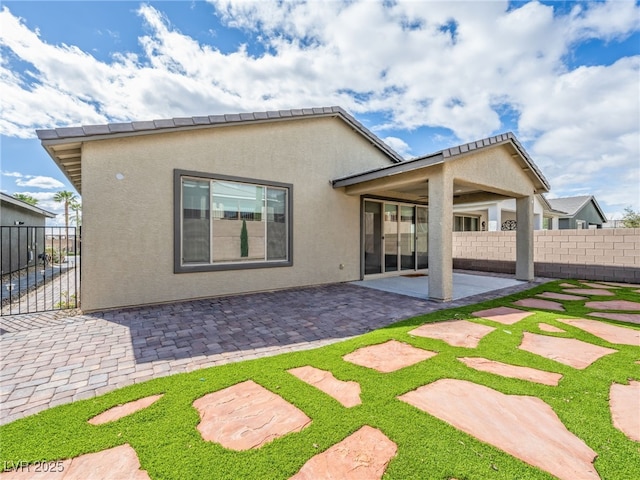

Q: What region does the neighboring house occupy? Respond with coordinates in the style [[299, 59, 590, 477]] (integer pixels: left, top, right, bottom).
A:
[[452, 194, 565, 231], [0, 192, 56, 275], [547, 195, 607, 229], [37, 106, 549, 311]]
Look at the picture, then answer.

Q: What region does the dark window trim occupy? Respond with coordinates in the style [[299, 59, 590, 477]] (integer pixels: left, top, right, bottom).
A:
[[174, 169, 293, 273]]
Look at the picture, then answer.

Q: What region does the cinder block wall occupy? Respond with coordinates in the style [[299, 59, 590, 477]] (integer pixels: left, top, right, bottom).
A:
[[452, 228, 640, 283]]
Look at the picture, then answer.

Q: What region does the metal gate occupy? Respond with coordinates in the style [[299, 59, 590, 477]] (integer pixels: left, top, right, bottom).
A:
[[1, 226, 80, 315]]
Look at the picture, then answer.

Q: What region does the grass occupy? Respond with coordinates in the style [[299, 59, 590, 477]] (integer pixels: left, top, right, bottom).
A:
[[1, 280, 639, 479]]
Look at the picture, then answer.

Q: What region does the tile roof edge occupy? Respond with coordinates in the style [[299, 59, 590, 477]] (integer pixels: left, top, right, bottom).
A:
[[35, 106, 404, 164]]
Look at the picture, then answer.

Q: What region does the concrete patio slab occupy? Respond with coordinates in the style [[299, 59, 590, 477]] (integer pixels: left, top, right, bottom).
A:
[[588, 312, 640, 324], [288, 366, 361, 407], [351, 272, 524, 300], [610, 381, 640, 442], [519, 332, 617, 369], [88, 394, 164, 425], [458, 357, 562, 386], [343, 340, 436, 373], [557, 319, 640, 346], [472, 306, 534, 325], [398, 379, 599, 480], [585, 300, 640, 311], [290, 425, 397, 479], [193, 380, 311, 450], [408, 320, 495, 348]]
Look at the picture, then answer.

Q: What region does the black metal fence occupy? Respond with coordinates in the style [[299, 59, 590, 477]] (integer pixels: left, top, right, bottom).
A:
[[1, 226, 80, 315]]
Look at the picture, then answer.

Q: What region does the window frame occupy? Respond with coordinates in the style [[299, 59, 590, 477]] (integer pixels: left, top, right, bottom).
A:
[[453, 214, 480, 232], [174, 169, 293, 273]]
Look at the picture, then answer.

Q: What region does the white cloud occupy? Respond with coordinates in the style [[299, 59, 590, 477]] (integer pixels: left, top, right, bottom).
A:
[[382, 136, 412, 159], [0, 0, 638, 210], [1, 170, 25, 178], [15, 175, 65, 189]]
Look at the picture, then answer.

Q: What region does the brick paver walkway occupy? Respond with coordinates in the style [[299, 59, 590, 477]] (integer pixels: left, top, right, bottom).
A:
[[0, 275, 550, 425]]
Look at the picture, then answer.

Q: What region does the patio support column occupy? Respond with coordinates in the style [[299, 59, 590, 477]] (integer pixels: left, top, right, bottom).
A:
[[428, 167, 453, 301], [515, 195, 534, 281]]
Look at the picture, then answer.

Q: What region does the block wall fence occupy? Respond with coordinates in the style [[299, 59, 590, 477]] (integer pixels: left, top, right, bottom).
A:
[[452, 228, 640, 283]]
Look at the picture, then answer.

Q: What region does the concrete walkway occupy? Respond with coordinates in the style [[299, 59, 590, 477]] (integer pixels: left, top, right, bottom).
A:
[[0, 273, 550, 425]]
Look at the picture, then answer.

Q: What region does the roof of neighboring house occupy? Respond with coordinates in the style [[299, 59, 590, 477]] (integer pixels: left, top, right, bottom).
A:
[[537, 194, 567, 216], [332, 132, 550, 193], [547, 195, 607, 221], [0, 192, 56, 218], [36, 106, 405, 193]]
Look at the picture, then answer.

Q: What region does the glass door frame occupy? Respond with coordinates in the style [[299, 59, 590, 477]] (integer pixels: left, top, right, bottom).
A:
[[361, 198, 428, 278]]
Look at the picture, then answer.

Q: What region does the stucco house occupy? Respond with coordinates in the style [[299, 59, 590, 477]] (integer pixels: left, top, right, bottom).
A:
[[1, 192, 56, 275], [37, 107, 549, 311], [452, 194, 565, 231], [547, 195, 606, 229]]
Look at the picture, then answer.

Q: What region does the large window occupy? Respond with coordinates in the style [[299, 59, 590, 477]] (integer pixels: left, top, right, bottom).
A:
[[454, 215, 479, 232], [175, 170, 292, 272]]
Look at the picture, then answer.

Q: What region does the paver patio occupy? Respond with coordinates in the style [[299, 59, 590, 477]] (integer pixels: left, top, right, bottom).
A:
[[2, 279, 639, 479], [0, 277, 547, 426]]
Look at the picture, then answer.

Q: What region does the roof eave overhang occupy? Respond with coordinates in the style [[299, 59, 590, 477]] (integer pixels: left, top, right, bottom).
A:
[[332, 134, 551, 195], [36, 107, 405, 196]]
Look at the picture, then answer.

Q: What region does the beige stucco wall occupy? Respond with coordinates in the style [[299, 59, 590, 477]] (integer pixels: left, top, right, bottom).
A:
[[80, 117, 393, 311], [450, 146, 536, 198]]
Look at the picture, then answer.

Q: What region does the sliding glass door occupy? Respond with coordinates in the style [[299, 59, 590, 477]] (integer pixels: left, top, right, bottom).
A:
[[363, 200, 428, 276], [364, 201, 382, 275]]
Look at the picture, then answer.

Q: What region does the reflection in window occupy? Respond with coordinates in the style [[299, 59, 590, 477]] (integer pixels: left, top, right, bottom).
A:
[[179, 175, 290, 269]]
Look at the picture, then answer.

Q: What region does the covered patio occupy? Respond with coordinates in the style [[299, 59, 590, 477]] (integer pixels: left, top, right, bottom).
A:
[[351, 271, 525, 301], [333, 132, 550, 302]]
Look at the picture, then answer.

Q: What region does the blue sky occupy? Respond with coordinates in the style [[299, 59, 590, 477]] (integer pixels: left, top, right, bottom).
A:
[[1, 0, 638, 223]]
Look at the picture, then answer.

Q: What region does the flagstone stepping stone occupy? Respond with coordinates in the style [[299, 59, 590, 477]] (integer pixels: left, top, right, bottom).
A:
[[343, 340, 436, 373], [458, 357, 563, 386], [589, 312, 640, 325], [288, 366, 361, 407], [538, 323, 566, 333], [88, 394, 164, 425], [557, 319, 640, 346], [600, 281, 640, 288], [0, 444, 151, 480], [514, 298, 565, 311], [399, 379, 599, 480], [408, 320, 495, 348], [472, 306, 534, 325], [580, 282, 619, 289], [610, 381, 640, 442], [519, 332, 617, 369], [193, 380, 311, 450], [559, 282, 577, 288], [537, 292, 587, 301], [585, 300, 640, 311], [290, 425, 397, 479], [563, 288, 615, 296]]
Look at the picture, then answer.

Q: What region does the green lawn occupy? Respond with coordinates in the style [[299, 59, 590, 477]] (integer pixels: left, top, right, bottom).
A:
[[1, 280, 639, 479]]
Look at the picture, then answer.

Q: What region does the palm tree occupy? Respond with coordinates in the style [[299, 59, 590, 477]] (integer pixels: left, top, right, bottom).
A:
[[53, 191, 78, 249], [70, 200, 82, 227], [13, 193, 38, 206]]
